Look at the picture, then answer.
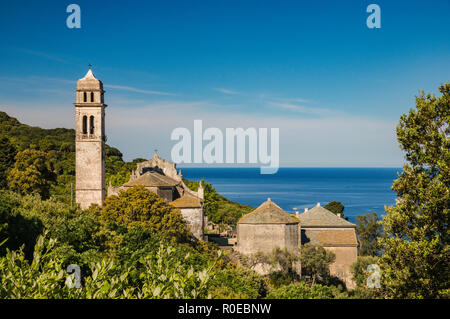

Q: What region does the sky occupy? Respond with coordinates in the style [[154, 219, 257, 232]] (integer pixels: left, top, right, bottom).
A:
[[0, 0, 449, 167]]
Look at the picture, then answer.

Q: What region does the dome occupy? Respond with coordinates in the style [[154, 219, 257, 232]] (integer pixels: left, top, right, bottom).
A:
[[76, 68, 103, 91]]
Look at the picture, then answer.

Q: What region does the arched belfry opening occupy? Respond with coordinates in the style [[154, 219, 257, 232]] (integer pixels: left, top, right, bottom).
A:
[[89, 115, 95, 134], [90, 92, 94, 102], [83, 92, 87, 102], [82, 115, 87, 134]]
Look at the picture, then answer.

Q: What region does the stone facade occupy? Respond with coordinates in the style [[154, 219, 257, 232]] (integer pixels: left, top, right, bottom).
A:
[[297, 203, 358, 289], [236, 201, 358, 289], [74, 69, 106, 209], [236, 198, 300, 255]]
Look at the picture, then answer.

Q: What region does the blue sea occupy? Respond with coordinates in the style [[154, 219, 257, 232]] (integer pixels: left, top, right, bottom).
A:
[[180, 168, 401, 223]]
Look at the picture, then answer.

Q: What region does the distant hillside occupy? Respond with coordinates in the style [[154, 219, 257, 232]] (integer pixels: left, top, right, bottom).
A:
[[0, 110, 135, 201]]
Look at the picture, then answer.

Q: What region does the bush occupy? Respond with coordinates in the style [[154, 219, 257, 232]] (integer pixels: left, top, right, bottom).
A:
[[210, 268, 268, 299], [266, 282, 335, 299], [0, 234, 219, 299]]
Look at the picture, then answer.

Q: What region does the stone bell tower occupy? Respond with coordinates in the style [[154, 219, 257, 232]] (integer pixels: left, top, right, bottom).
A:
[[74, 67, 107, 209]]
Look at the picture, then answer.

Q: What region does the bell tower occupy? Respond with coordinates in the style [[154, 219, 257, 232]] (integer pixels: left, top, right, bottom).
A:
[[74, 67, 107, 209]]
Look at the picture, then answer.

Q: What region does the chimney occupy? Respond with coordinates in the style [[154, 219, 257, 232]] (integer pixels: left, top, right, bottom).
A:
[[304, 208, 308, 213], [337, 213, 342, 218]]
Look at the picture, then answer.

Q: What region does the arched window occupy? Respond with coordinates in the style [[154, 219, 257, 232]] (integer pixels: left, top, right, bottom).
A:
[[91, 92, 94, 102], [89, 116, 95, 134], [82, 115, 87, 134], [83, 92, 87, 102]]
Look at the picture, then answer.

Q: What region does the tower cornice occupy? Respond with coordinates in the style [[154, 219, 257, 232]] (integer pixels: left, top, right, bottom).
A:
[[73, 103, 108, 108]]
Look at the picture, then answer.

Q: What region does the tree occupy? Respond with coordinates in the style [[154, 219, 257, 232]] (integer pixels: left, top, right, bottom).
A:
[[299, 243, 335, 287], [324, 201, 346, 219], [355, 212, 382, 256], [98, 186, 191, 243], [379, 83, 450, 299], [7, 149, 54, 199], [0, 137, 17, 189]]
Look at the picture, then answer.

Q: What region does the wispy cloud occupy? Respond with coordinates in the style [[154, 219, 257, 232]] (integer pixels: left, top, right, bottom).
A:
[[213, 88, 240, 95], [105, 84, 175, 96], [268, 102, 337, 116], [15, 48, 68, 64]]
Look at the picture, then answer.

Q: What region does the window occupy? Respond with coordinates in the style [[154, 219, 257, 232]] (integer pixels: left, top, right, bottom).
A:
[[91, 92, 94, 102], [89, 116, 95, 134], [83, 92, 87, 102], [82, 115, 87, 134]]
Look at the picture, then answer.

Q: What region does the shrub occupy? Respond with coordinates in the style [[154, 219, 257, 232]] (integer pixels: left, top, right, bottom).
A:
[[210, 268, 268, 299], [266, 282, 335, 299]]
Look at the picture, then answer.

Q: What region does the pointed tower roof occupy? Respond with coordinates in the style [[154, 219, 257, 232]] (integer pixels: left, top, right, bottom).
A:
[[238, 198, 299, 224], [77, 67, 103, 90], [297, 203, 356, 228]]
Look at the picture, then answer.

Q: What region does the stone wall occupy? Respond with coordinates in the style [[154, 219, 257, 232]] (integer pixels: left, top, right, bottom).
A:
[[325, 246, 357, 289], [236, 223, 299, 255], [179, 207, 204, 240]]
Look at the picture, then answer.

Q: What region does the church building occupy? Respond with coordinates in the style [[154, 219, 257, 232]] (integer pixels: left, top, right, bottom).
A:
[[74, 68, 204, 240], [73, 68, 357, 286], [236, 200, 358, 289]]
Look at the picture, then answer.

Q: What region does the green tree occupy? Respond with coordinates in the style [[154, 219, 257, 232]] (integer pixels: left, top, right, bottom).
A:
[[379, 83, 450, 299], [324, 201, 348, 220], [299, 243, 335, 287], [0, 191, 43, 259], [99, 186, 191, 242], [355, 212, 382, 256], [7, 149, 54, 198], [324, 201, 344, 216], [0, 137, 17, 189]]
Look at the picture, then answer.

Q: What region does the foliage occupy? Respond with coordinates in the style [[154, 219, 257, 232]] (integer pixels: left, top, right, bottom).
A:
[[0, 137, 17, 189], [351, 256, 380, 289], [299, 243, 335, 287], [324, 201, 345, 218], [0, 233, 219, 299], [98, 186, 191, 243], [7, 149, 54, 199], [0, 191, 43, 259], [209, 268, 268, 299], [355, 212, 382, 256], [378, 83, 450, 299], [266, 281, 335, 299]]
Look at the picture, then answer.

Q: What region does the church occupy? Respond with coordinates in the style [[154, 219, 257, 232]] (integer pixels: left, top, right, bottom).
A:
[[73, 68, 357, 288], [73, 68, 204, 239]]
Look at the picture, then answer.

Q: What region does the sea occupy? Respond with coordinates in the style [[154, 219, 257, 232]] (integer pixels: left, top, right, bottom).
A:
[[180, 168, 401, 223]]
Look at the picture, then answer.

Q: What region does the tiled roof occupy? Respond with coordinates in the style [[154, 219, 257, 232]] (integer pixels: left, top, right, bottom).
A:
[[238, 198, 299, 224], [123, 171, 178, 187], [297, 205, 356, 228], [302, 229, 358, 246], [171, 194, 202, 208]]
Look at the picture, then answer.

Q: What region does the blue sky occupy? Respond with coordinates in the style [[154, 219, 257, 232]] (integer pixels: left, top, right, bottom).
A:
[[0, 0, 449, 166]]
